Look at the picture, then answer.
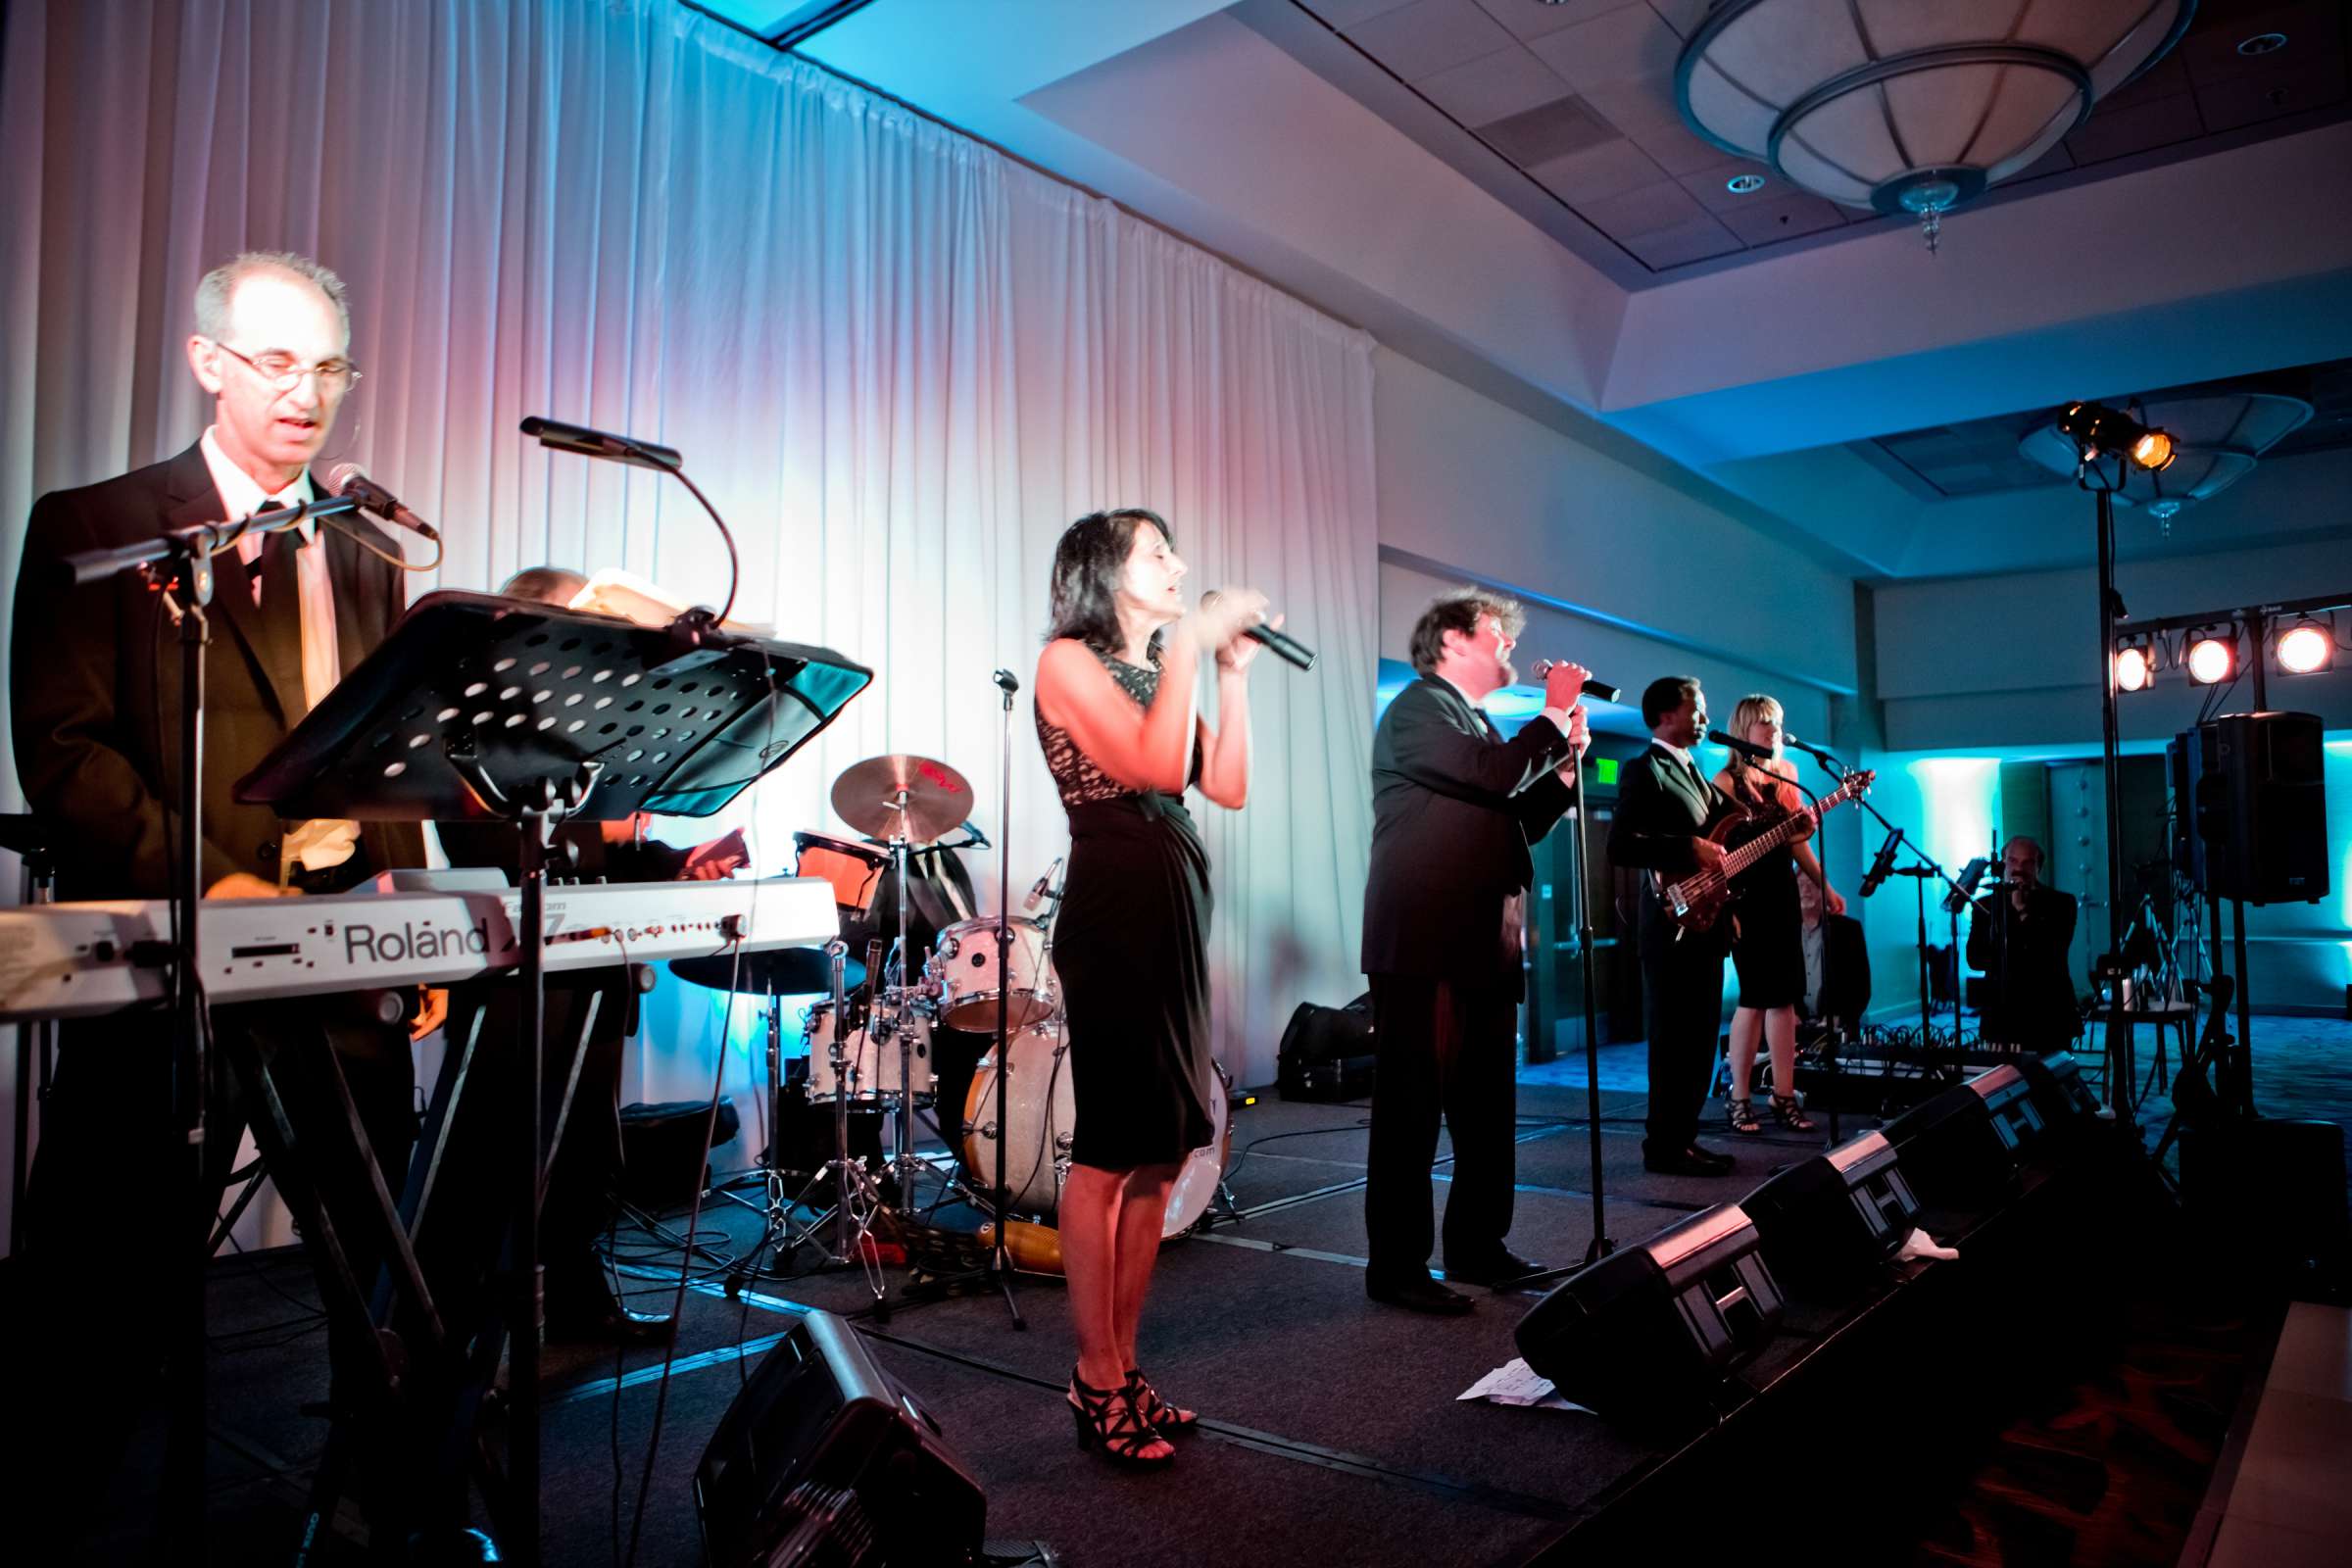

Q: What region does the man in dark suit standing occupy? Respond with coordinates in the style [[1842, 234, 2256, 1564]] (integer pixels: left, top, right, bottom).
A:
[[1967, 835, 2082, 1052], [1798, 868, 1872, 1039], [1361, 588, 1590, 1313], [8, 252, 426, 1537], [1607, 676, 1739, 1177]]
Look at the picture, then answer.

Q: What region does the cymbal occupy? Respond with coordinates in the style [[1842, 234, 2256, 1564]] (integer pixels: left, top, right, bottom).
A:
[[669, 948, 867, 998], [830, 754, 973, 844]]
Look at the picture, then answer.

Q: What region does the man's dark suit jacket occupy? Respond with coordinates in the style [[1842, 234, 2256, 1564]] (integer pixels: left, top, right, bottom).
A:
[[12, 440, 422, 900], [1606, 744, 1739, 960], [1804, 911, 1872, 1029], [1967, 883, 2082, 1047], [1360, 674, 1575, 994]]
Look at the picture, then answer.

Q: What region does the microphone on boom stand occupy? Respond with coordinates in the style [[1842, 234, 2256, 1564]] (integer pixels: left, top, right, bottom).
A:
[[1859, 826, 1903, 898]]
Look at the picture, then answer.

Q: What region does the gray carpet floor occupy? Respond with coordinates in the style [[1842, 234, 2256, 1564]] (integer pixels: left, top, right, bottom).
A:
[[174, 1014, 2349, 1566]]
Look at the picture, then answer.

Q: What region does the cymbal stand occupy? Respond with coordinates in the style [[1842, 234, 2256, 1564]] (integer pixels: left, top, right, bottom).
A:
[[881, 830, 931, 1211], [718, 989, 801, 1278], [781, 943, 887, 1302]]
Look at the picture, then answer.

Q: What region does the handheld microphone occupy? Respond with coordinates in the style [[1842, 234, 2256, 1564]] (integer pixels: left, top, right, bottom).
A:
[[993, 668, 1020, 694], [1707, 727, 1774, 761], [518, 415, 682, 473], [1780, 732, 1838, 765], [1200, 592, 1315, 670], [1024, 856, 1064, 911], [1858, 827, 1903, 898], [322, 462, 440, 542], [1530, 660, 1622, 704], [1242, 622, 1316, 671]]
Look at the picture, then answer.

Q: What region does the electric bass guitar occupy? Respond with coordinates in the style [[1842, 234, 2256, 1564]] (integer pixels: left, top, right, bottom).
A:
[[1655, 769, 1876, 936]]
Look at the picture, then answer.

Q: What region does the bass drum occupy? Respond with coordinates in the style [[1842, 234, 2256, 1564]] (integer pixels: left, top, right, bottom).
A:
[[962, 1034, 1229, 1241]]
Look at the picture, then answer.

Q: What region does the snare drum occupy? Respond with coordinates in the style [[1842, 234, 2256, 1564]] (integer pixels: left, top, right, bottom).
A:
[[794, 830, 889, 916], [963, 1035, 1230, 1239], [930, 915, 1055, 1030], [804, 1001, 936, 1102]]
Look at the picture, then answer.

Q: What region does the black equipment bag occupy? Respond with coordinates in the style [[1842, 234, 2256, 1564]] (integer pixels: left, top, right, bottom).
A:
[[1277, 994, 1376, 1101]]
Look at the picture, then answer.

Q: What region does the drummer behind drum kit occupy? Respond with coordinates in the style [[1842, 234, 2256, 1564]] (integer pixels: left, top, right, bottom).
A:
[[672, 751, 1234, 1301]]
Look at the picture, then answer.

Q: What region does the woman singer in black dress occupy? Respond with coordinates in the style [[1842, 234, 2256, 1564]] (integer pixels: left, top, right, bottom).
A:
[[1713, 694, 1838, 1135], [1033, 509, 1267, 1468]]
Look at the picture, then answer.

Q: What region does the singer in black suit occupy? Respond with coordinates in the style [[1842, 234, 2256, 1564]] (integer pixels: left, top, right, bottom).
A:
[[6, 253, 426, 1542], [1361, 589, 1590, 1314], [1967, 835, 2083, 1051], [1607, 677, 1740, 1177]]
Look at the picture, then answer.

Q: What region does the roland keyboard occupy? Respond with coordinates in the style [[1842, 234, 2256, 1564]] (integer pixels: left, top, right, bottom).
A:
[[0, 874, 839, 1023]]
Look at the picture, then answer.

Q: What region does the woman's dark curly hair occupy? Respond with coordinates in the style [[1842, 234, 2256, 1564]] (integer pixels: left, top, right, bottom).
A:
[[1046, 508, 1173, 657]]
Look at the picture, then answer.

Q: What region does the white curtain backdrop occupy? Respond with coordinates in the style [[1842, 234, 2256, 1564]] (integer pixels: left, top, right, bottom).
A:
[[0, 0, 1378, 1249]]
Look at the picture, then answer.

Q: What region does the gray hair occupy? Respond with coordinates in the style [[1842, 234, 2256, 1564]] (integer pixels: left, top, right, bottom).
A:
[[194, 251, 352, 342]]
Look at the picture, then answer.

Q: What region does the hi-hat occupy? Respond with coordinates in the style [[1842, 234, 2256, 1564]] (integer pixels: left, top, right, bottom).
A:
[[669, 947, 866, 998], [831, 754, 972, 844]]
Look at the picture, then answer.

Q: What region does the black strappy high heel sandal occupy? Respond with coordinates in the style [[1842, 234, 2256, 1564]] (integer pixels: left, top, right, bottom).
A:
[[1725, 1096, 1762, 1136], [1769, 1092, 1816, 1133], [1126, 1367, 1198, 1437], [1068, 1368, 1175, 1468]]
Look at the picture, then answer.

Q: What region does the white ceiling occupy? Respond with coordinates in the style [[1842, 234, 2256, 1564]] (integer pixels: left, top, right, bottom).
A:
[[774, 0, 2352, 582]]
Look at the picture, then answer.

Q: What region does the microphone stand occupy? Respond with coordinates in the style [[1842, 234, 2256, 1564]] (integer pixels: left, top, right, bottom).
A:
[[1567, 753, 1612, 1265], [1780, 772, 1840, 1146], [57, 491, 366, 1554]]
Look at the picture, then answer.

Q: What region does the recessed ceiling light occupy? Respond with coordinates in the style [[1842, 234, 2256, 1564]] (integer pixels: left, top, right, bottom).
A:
[[1726, 172, 1767, 194], [2237, 31, 2288, 56]]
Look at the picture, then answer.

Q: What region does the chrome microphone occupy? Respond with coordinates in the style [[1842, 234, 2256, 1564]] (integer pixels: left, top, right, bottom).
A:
[[1024, 856, 1064, 911], [1532, 660, 1622, 704]]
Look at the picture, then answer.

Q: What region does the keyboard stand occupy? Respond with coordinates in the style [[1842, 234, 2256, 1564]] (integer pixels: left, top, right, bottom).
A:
[[235, 591, 870, 1564]]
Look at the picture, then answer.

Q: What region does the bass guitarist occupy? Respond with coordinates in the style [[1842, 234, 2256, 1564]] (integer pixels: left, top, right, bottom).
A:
[[1607, 677, 1744, 1177]]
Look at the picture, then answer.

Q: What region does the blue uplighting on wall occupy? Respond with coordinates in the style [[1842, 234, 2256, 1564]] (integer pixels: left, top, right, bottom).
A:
[[1907, 757, 2002, 873]]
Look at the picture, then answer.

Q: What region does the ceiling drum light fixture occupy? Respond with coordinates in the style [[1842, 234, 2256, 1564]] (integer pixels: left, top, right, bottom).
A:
[[1676, 0, 2197, 253], [2275, 616, 2334, 675]]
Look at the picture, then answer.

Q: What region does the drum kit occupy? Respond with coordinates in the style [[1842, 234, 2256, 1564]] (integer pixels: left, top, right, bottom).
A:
[[671, 750, 1233, 1302]]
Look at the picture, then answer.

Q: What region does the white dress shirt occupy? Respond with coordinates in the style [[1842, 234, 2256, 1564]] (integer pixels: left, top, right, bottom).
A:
[[201, 427, 357, 875], [200, 427, 342, 713]]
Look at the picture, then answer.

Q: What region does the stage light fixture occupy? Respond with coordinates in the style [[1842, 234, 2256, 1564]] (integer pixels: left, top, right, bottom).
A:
[[2276, 616, 2333, 675], [2054, 401, 2178, 470], [2185, 628, 2238, 685], [2113, 641, 2153, 692]]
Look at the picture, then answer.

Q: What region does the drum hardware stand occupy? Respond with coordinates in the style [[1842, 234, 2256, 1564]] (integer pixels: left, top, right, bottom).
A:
[[714, 988, 811, 1280], [777, 941, 890, 1304]]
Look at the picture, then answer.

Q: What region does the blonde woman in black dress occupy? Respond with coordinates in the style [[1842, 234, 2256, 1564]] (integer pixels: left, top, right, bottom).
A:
[[1033, 509, 1267, 1468], [1713, 694, 1838, 1136]]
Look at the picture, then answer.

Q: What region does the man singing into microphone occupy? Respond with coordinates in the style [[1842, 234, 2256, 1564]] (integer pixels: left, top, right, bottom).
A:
[[1362, 589, 1590, 1313], [1967, 836, 2083, 1053], [8, 251, 427, 1540]]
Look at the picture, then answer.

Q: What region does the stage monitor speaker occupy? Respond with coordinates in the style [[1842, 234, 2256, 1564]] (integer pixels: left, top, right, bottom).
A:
[[2179, 712, 2329, 906], [1515, 1203, 1784, 1437], [2014, 1051, 2102, 1141], [695, 1308, 986, 1568], [1884, 1065, 2042, 1210], [1741, 1130, 1920, 1301]]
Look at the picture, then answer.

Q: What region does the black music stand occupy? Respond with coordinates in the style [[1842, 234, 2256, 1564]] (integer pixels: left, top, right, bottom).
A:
[[237, 590, 869, 1564]]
